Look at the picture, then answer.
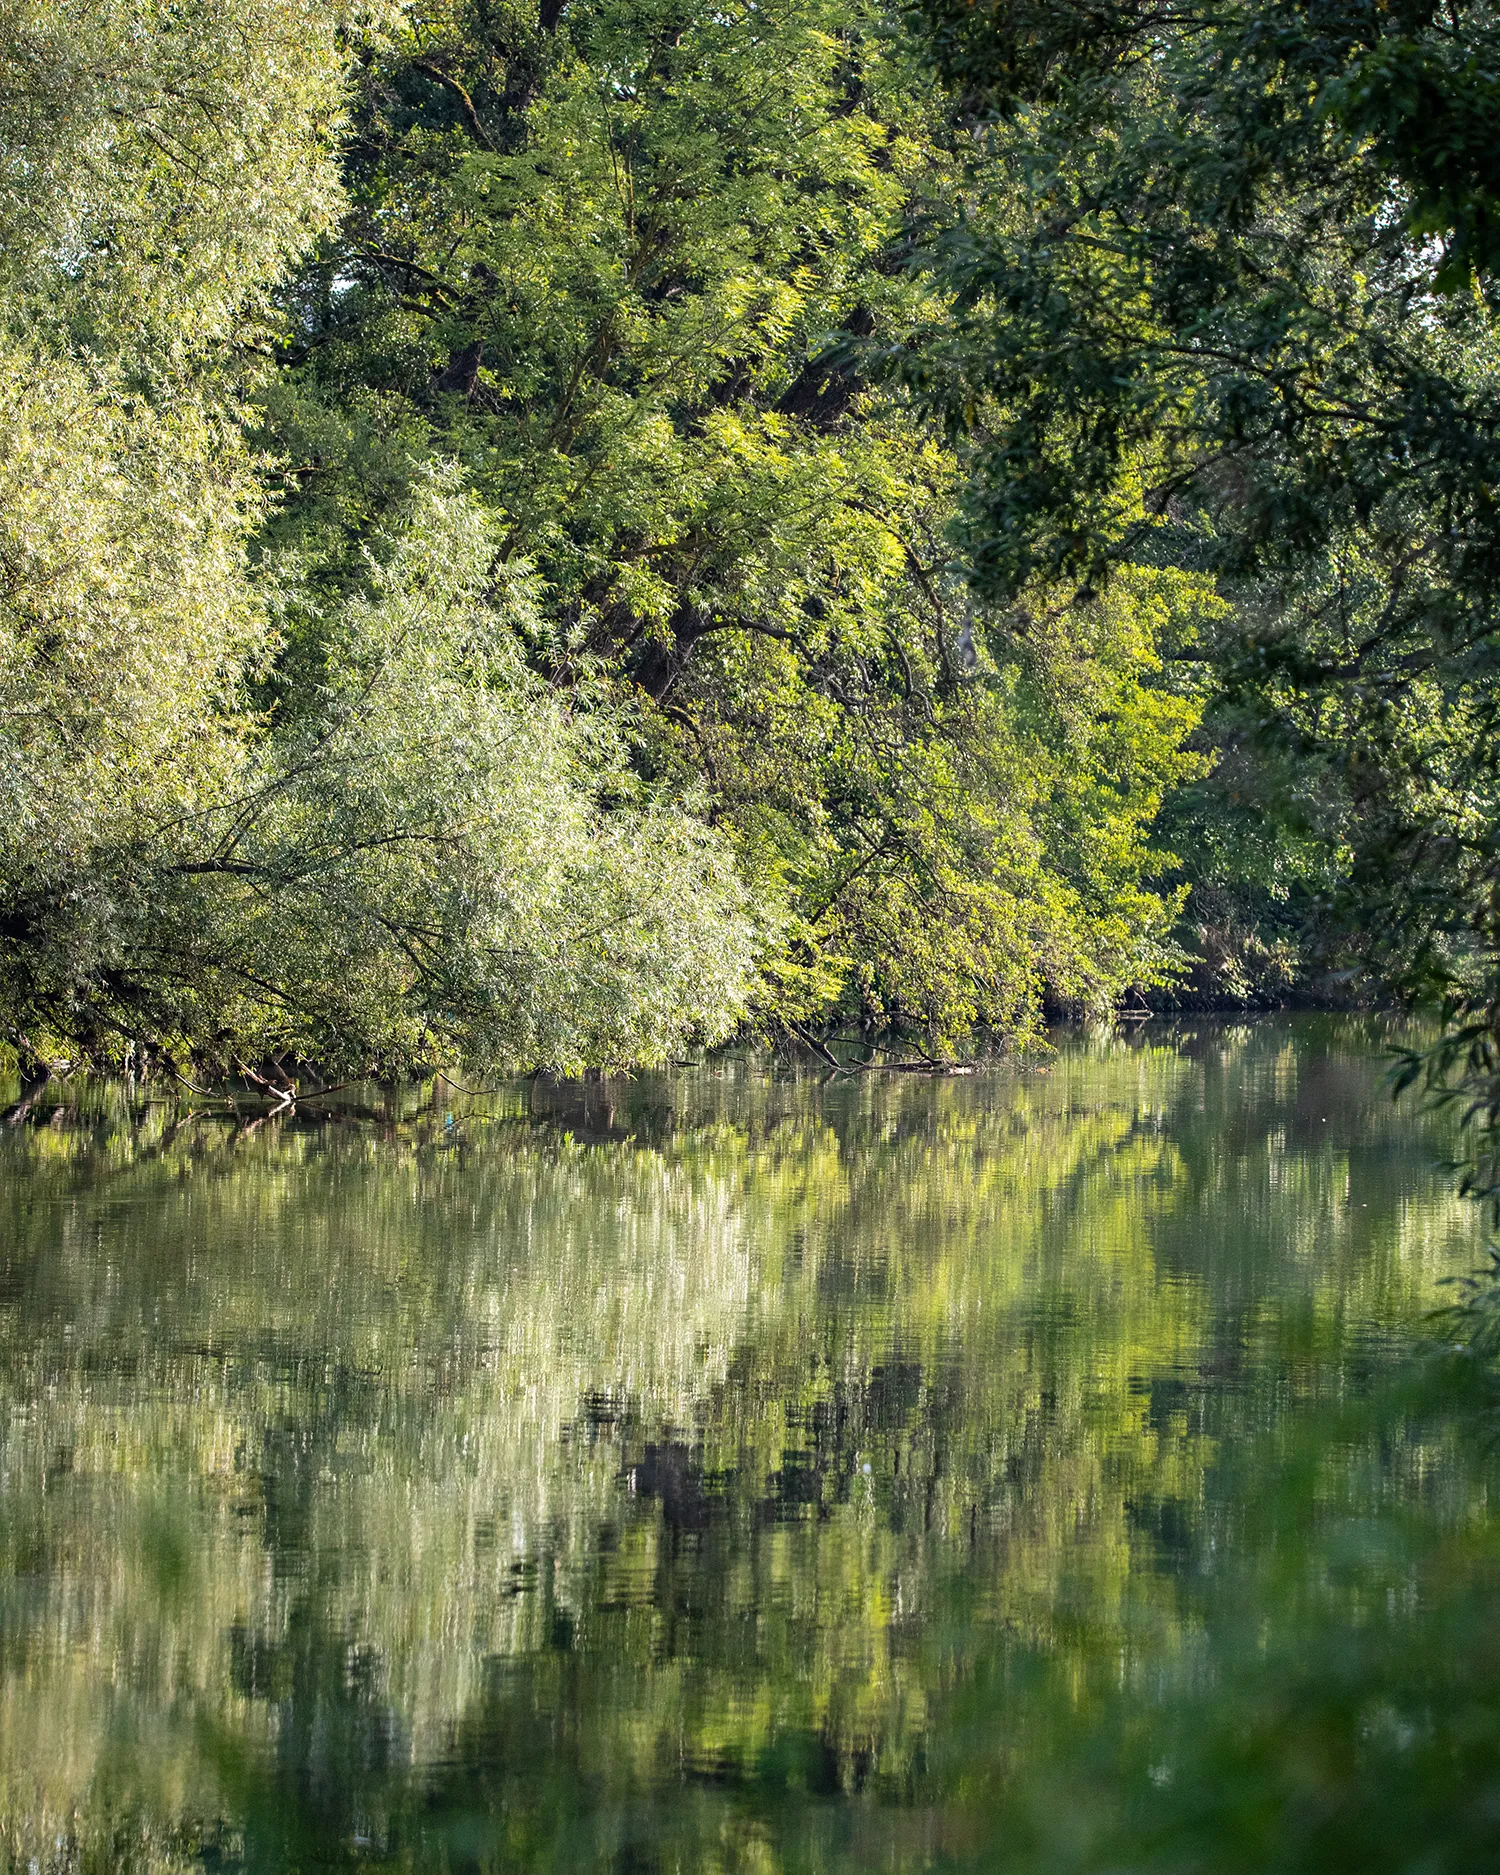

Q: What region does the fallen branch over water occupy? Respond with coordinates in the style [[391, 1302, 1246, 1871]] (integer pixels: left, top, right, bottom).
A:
[[788, 1024, 974, 1074]]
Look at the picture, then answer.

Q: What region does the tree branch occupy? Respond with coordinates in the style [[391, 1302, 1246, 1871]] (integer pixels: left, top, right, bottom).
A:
[[413, 60, 495, 151]]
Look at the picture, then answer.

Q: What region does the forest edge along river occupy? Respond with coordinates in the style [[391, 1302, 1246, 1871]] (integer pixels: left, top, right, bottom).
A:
[[2, 1017, 1499, 1875]]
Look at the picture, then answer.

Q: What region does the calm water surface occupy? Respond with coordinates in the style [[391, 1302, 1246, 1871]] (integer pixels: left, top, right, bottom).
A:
[[3, 1018, 1499, 1874]]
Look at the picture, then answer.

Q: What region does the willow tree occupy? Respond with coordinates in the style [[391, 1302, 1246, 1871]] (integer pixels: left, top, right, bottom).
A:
[[0, 0, 753, 1081]]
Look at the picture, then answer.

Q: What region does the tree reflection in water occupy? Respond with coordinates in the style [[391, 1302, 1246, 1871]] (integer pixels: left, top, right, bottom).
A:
[[0, 1018, 1495, 1873]]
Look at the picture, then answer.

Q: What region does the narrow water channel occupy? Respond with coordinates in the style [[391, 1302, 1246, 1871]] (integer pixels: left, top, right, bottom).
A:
[[1, 1018, 1496, 1873]]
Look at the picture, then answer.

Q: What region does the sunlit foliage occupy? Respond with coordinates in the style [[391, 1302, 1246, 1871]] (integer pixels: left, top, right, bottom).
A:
[[264, 0, 1210, 1051], [0, 0, 757, 1078]]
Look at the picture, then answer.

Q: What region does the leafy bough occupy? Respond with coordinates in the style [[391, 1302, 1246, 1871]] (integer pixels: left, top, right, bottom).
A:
[[0, 487, 757, 1088]]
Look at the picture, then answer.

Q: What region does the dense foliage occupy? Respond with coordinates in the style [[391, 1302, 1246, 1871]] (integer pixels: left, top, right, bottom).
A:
[[0, 0, 1210, 1082], [0, 0, 754, 1080], [6, 0, 1500, 1086], [887, 0, 1500, 1135], [262, 0, 1211, 1053]]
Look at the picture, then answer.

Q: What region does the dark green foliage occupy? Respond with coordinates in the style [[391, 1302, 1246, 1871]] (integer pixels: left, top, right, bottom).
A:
[[887, 0, 1500, 1050]]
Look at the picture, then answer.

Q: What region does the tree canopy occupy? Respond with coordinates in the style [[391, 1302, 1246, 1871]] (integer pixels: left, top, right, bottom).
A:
[[885, 0, 1500, 1139], [0, 0, 754, 1079], [262, 0, 1209, 1054], [4, 0, 1498, 1086]]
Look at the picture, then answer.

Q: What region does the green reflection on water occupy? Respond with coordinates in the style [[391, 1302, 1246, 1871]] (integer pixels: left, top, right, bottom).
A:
[[0, 1018, 1496, 1873]]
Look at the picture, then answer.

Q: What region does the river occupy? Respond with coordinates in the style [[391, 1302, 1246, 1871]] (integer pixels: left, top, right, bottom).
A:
[[2, 1017, 1497, 1873]]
